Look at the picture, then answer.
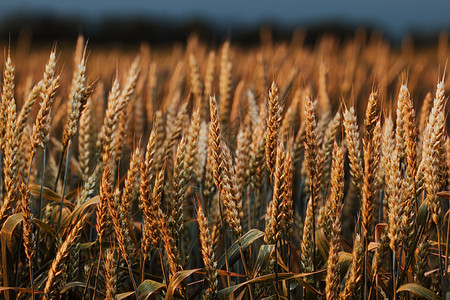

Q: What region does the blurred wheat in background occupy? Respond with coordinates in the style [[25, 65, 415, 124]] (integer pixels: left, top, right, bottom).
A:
[[0, 31, 449, 299]]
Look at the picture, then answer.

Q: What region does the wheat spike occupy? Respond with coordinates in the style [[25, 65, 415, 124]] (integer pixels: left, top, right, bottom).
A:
[[148, 164, 166, 248], [121, 146, 141, 233], [20, 182, 35, 264], [343, 106, 363, 196], [17, 81, 42, 140], [209, 96, 224, 188], [186, 109, 201, 183], [421, 80, 447, 224], [189, 53, 203, 110], [0, 53, 14, 144], [197, 203, 218, 299], [341, 234, 363, 299], [414, 233, 430, 286], [145, 62, 157, 122], [44, 214, 89, 299], [221, 144, 243, 238], [280, 150, 294, 241], [265, 81, 282, 176], [265, 140, 286, 244], [0, 56, 21, 224], [160, 209, 183, 279], [219, 41, 232, 127], [140, 125, 157, 256], [387, 148, 402, 251], [108, 186, 132, 274], [30, 76, 60, 157], [325, 142, 344, 300], [300, 197, 314, 272], [97, 166, 112, 245], [78, 93, 93, 182], [104, 249, 117, 300], [99, 77, 121, 165], [361, 92, 380, 242], [169, 137, 187, 245], [321, 111, 341, 194], [62, 51, 88, 146]]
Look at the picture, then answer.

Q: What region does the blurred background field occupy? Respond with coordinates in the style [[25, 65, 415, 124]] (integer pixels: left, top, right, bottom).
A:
[[1, 0, 450, 46]]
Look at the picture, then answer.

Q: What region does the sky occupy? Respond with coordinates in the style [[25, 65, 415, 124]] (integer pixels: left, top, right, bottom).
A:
[[1, 0, 450, 41]]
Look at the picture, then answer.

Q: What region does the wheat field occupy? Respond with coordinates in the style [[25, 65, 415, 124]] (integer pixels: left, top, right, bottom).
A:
[[0, 32, 449, 299]]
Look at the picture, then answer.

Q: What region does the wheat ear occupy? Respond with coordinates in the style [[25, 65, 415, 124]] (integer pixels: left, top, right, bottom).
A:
[[343, 106, 363, 196], [341, 234, 363, 299], [325, 142, 344, 300], [219, 41, 232, 128], [265, 81, 282, 176], [44, 214, 89, 299], [104, 249, 117, 300], [197, 203, 218, 299]]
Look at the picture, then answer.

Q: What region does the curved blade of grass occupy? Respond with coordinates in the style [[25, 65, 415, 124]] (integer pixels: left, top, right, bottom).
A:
[[1, 213, 23, 252], [33, 218, 57, 239], [61, 196, 99, 228], [137, 279, 166, 299], [338, 251, 353, 277], [29, 184, 75, 210], [217, 272, 323, 299], [316, 228, 329, 261], [165, 268, 201, 300], [417, 202, 429, 228], [60, 281, 96, 294], [79, 242, 96, 250], [1, 213, 23, 299], [397, 283, 440, 300], [117, 292, 135, 300], [217, 229, 264, 269], [252, 244, 274, 277]]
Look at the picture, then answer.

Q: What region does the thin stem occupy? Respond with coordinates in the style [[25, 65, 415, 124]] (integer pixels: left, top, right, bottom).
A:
[[38, 146, 46, 219], [29, 261, 35, 300], [217, 193, 231, 288], [0, 149, 3, 201], [158, 248, 168, 285], [125, 256, 139, 299], [141, 254, 146, 284], [436, 221, 446, 296], [364, 238, 368, 300], [92, 243, 103, 300], [237, 239, 252, 300], [274, 237, 280, 298], [57, 140, 71, 231], [445, 208, 450, 292], [140, 218, 145, 284], [392, 249, 397, 300], [54, 146, 66, 191], [35, 147, 47, 267], [287, 238, 291, 300], [312, 196, 316, 285], [82, 262, 95, 300], [396, 244, 404, 286]]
